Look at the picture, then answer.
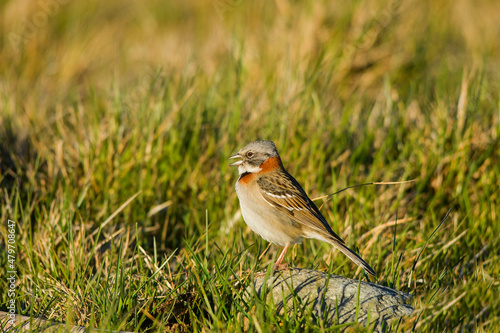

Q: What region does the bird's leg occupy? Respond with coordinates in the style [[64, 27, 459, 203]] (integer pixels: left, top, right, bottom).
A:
[[273, 244, 290, 271]]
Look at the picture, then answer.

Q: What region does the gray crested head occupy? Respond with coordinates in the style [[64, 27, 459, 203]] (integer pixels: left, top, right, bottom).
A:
[[229, 140, 280, 174]]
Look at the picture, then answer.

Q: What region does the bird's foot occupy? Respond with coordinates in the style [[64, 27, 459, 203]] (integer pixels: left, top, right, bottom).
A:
[[273, 263, 289, 271]]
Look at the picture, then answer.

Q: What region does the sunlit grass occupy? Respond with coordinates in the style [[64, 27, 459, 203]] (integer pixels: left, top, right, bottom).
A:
[[1, 0, 499, 331]]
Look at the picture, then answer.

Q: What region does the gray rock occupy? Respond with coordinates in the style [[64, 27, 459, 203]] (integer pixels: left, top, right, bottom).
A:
[[0, 311, 133, 333], [249, 268, 413, 331]]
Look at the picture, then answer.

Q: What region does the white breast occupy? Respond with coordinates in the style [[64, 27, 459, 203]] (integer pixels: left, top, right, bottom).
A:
[[235, 180, 301, 246]]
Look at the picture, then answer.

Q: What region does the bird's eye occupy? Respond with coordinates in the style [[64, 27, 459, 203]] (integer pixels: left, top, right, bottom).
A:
[[246, 151, 254, 158]]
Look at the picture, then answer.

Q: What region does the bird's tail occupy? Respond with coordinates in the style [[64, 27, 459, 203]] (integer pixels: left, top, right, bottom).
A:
[[327, 237, 377, 277]]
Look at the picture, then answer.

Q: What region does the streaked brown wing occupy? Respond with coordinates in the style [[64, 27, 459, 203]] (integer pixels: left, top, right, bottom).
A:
[[257, 170, 345, 244]]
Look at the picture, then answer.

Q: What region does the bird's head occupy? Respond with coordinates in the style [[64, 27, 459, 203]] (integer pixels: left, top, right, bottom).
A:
[[229, 140, 280, 175]]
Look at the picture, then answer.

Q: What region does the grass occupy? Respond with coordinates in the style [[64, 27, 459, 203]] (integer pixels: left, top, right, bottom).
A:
[[1, 0, 499, 331]]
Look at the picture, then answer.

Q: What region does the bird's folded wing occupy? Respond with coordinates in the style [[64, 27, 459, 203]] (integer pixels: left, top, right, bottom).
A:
[[257, 171, 345, 244]]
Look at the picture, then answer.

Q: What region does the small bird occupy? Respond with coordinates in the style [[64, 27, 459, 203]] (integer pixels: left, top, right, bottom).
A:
[[229, 140, 376, 276]]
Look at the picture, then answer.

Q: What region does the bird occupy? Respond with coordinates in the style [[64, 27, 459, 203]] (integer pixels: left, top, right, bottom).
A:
[[229, 140, 376, 276]]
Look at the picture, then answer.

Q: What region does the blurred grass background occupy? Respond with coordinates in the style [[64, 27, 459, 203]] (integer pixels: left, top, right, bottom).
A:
[[1, 0, 499, 331]]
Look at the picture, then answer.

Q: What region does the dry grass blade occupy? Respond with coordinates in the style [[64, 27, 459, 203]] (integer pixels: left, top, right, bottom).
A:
[[88, 191, 142, 240]]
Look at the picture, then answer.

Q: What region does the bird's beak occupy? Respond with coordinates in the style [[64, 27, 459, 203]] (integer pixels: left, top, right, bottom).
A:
[[229, 153, 243, 166]]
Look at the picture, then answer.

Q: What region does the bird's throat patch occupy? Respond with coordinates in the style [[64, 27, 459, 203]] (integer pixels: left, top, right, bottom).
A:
[[238, 172, 255, 185]]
